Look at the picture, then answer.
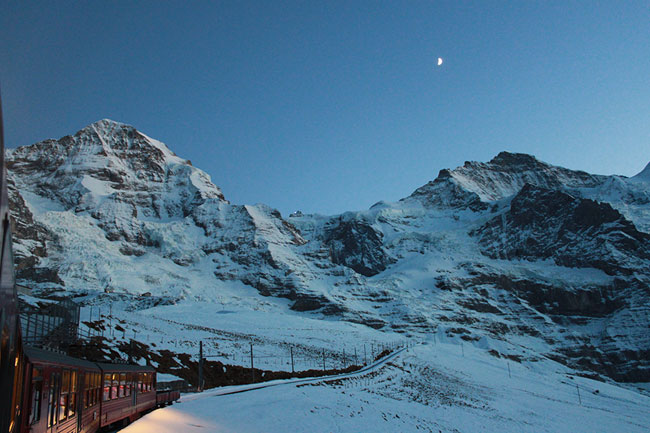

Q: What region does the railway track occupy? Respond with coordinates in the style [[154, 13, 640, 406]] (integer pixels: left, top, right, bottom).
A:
[[181, 345, 409, 402]]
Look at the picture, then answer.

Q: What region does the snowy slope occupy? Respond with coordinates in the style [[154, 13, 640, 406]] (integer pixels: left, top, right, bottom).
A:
[[7, 120, 650, 386], [121, 340, 650, 433]]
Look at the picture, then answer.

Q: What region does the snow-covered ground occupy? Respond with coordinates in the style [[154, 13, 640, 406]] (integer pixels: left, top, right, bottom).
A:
[[121, 339, 650, 433], [78, 296, 403, 373]]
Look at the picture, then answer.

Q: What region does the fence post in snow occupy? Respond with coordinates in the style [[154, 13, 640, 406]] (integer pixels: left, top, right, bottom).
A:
[[343, 348, 346, 368], [290, 347, 294, 374], [461, 342, 464, 357], [507, 361, 511, 379], [354, 347, 358, 366], [576, 384, 582, 405], [322, 349, 325, 371], [364, 345, 367, 365]]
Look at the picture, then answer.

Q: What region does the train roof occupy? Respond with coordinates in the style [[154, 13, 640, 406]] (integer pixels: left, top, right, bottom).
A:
[[95, 362, 156, 373], [24, 346, 100, 370]]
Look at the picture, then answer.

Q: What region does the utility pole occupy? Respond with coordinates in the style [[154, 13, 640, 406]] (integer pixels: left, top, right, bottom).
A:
[[290, 347, 295, 374], [250, 343, 255, 383], [198, 341, 204, 392]]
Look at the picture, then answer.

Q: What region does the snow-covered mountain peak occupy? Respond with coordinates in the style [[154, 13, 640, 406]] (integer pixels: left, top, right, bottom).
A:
[[408, 151, 607, 208], [487, 150, 543, 168], [78, 118, 188, 167], [632, 161, 650, 182], [7, 119, 226, 209]]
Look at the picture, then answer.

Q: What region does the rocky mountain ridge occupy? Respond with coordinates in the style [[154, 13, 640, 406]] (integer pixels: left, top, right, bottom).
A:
[[7, 119, 650, 383]]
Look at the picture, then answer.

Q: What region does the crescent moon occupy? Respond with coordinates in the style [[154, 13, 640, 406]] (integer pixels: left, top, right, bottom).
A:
[[437, 57, 443, 66]]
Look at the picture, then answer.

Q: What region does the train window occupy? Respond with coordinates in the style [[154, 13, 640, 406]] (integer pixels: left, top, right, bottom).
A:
[[29, 367, 42, 425], [69, 370, 77, 417], [9, 348, 24, 433], [125, 373, 131, 396], [59, 370, 69, 421], [103, 373, 111, 401], [90, 373, 95, 406], [111, 373, 119, 399], [93, 373, 98, 405], [119, 373, 126, 397], [48, 372, 60, 427], [95, 373, 101, 405], [137, 373, 142, 392], [84, 373, 89, 408]]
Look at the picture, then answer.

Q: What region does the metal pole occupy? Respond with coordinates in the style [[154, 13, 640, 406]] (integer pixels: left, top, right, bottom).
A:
[[250, 343, 254, 383], [198, 341, 203, 392], [322, 349, 325, 371], [290, 347, 294, 374], [576, 384, 582, 405], [507, 362, 511, 379]]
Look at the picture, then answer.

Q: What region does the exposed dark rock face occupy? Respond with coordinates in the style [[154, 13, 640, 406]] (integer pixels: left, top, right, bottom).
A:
[[324, 217, 393, 277], [472, 184, 650, 276]]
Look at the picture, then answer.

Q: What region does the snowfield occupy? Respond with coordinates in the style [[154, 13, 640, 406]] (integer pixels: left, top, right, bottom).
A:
[[122, 340, 650, 433]]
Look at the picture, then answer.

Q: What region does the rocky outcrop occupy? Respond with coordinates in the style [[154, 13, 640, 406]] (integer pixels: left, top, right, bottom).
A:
[[324, 216, 393, 277], [472, 184, 650, 276]]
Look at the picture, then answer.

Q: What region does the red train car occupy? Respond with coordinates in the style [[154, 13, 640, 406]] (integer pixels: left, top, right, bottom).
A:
[[21, 346, 101, 433], [95, 362, 156, 429], [20, 348, 167, 433]]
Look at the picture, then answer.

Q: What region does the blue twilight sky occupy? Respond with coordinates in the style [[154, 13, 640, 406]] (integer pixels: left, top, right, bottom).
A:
[[1, 1, 649, 216]]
